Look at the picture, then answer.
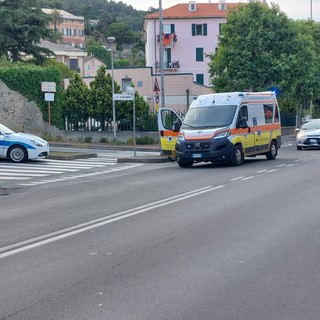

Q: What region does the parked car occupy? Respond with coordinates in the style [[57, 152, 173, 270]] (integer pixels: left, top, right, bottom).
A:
[[296, 119, 320, 150], [0, 124, 49, 162]]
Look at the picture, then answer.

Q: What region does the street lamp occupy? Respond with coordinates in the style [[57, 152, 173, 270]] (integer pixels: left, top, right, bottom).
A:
[[159, 0, 165, 108], [107, 36, 116, 139]]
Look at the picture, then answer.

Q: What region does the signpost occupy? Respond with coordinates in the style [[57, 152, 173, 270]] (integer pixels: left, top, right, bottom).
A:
[[41, 82, 56, 132], [113, 94, 134, 101], [113, 90, 137, 156]]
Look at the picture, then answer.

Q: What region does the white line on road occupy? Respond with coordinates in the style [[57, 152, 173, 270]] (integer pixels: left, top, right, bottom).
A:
[[0, 185, 225, 259]]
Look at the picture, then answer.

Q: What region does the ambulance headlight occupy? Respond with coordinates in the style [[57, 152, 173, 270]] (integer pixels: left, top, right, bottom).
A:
[[178, 133, 185, 141], [213, 131, 230, 139]]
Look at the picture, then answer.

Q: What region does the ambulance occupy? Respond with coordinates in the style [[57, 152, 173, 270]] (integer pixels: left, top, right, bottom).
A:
[[158, 91, 281, 167]]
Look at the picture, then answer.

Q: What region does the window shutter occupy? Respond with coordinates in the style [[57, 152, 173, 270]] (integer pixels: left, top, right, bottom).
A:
[[196, 48, 204, 61], [203, 24, 207, 36], [196, 74, 204, 85], [192, 24, 196, 36], [167, 48, 171, 68], [171, 24, 175, 34]]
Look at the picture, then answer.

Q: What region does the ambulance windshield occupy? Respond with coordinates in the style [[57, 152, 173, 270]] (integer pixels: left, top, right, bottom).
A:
[[182, 105, 237, 129]]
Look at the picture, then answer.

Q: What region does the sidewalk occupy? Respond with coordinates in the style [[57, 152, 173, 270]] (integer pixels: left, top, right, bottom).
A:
[[49, 142, 168, 163]]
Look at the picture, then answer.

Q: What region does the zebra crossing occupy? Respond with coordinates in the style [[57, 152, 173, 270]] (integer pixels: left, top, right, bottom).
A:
[[0, 154, 143, 186]]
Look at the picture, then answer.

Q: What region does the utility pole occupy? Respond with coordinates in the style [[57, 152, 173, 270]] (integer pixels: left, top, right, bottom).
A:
[[159, 0, 165, 108]]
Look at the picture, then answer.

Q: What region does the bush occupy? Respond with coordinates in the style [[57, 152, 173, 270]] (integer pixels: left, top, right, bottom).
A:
[[136, 136, 155, 145], [84, 136, 93, 143], [99, 137, 108, 143]]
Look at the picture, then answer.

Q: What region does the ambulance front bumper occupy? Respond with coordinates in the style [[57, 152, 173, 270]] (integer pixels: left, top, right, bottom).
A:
[[175, 138, 234, 163]]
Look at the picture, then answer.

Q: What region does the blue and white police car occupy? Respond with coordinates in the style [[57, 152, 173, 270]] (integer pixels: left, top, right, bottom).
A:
[[0, 123, 49, 163]]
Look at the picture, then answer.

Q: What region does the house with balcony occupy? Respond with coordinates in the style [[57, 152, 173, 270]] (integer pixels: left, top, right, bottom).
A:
[[144, 0, 239, 87], [42, 8, 85, 48]]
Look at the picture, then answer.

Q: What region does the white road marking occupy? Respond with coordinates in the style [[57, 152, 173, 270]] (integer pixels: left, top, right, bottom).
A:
[[0, 185, 225, 259]]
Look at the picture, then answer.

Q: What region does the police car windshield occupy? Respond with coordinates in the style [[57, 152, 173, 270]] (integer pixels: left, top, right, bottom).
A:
[[182, 105, 237, 129]]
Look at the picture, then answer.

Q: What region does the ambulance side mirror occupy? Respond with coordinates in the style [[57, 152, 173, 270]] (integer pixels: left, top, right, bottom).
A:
[[172, 120, 181, 132], [238, 117, 248, 129]]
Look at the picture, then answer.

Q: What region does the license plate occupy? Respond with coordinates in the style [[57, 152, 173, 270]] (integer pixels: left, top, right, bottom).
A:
[[192, 154, 202, 158], [310, 139, 317, 145]]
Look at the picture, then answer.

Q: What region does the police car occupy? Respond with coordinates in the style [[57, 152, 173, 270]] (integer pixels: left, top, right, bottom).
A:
[[0, 123, 49, 163]]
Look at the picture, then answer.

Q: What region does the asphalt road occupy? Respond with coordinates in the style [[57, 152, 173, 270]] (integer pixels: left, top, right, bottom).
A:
[[1, 137, 320, 320]]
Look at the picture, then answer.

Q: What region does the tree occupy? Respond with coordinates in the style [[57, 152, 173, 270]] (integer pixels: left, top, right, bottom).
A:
[[85, 39, 112, 67], [88, 65, 120, 131], [0, 0, 54, 63], [208, 1, 314, 104], [50, 8, 63, 32], [63, 73, 90, 130], [105, 22, 136, 45]]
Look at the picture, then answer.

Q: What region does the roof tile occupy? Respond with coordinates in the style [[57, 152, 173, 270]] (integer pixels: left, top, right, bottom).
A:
[[145, 3, 239, 19]]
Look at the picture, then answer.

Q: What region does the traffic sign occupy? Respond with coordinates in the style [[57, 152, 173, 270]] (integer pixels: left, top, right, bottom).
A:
[[155, 92, 160, 104], [41, 82, 56, 92], [153, 77, 160, 92], [113, 94, 134, 101]]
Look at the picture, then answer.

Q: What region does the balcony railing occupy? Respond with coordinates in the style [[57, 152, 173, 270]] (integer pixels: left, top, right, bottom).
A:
[[156, 61, 180, 70]]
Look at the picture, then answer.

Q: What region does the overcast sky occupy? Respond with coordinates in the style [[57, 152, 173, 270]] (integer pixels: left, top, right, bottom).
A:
[[116, 0, 319, 21]]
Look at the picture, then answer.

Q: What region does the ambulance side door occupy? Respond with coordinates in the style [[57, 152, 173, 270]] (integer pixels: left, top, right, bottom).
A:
[[247, 104, 265, 153], [157, 108, 182, 156], [237, 105, 256, 154]]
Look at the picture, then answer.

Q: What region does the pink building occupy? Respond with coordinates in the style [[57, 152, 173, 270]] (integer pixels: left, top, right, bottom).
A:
[[144, 0, 238, 87]]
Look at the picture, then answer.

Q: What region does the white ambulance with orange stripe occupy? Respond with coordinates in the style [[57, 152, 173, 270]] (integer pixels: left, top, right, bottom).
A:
[[158, 91, 281, 167]]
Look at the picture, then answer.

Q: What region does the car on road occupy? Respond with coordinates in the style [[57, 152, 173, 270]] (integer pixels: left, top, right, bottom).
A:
[[296, 119, 320, 150], [0, 123, 49, 162]]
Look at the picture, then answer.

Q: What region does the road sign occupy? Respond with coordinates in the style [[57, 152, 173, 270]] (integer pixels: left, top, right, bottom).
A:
[[155, 92, 160, 104], [126, 86, 135, 94], [153, 77, 160, 92], [113, 93, 134, 101], [41, 82, 56, 92], [45, 93, 54, 102]]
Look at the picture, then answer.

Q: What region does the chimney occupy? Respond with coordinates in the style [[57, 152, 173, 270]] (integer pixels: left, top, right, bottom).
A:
[[219, 0, 227, 10], [188, 1, 196, 12]]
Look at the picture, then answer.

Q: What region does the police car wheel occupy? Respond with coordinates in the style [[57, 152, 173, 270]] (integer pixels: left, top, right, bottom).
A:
[[8, 145, 28, 163], [230, 145, 243, 166], [266, 141, 277, 160]]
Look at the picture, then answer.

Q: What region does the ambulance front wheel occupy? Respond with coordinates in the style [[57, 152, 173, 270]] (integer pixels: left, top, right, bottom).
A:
[[230, 144, 244, 166], [178, 161, 193, 168], [266, 141, 277, 160]]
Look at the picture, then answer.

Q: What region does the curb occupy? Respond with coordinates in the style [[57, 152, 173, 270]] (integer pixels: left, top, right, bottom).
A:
[[48, 153, 98, 160], [117, 156, 170, 163]]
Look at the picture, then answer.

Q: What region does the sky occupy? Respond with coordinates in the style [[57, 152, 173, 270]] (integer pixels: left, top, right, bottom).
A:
[[116, 0, 320, 21]]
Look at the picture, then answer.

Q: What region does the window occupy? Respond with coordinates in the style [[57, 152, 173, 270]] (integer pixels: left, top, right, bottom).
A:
[[86, 65, 91, 70], [163, 24, 175, 34], [192, 24, 207, 36], [274, 104, 280, 123], [137, 81, 143, 88], [161, 109, 180, 130], [69, 58, 78, 70], [264, 104, 274, 123], [196, 48, 204, 61], [122, 78, 131, 91], [238, 106, 248, 120], [196, 74, 204, 85]]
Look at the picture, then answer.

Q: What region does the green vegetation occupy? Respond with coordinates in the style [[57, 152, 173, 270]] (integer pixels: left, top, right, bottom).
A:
[[0, 63, 65, 128], [0, 0, 55, 63], [209, 1, 320, 116]]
